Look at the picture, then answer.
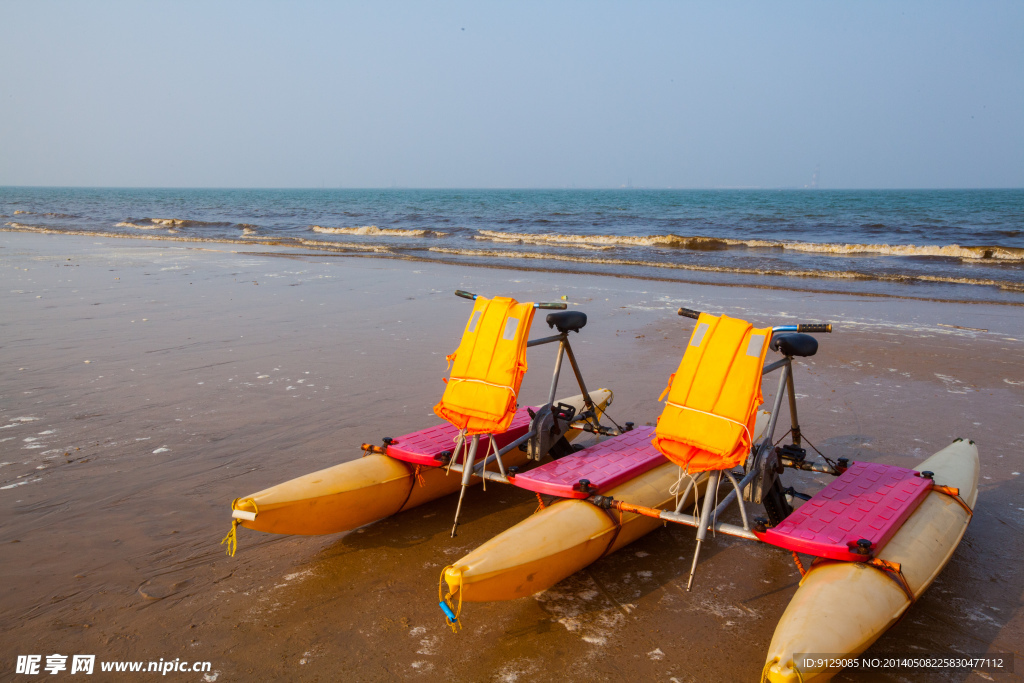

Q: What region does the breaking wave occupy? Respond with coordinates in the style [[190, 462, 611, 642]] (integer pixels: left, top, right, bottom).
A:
[[4, 220, 1022, 298], [474, 230, 1024, 261], [311, 225, 446, 237], [10, 211, 79, 219], [2, 222, 393, 254], [476, 230, 731, 250], [115, 217, 234, 229], [428, 246, 1024, 292], [116, 221, 166, 230]]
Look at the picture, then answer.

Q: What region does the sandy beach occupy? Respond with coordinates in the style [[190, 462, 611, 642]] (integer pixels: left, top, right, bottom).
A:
[[2, 231, 1022, 682]]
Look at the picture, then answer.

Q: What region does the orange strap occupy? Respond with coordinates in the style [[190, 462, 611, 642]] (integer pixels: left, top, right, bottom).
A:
[[867, 557, 914, 601], [657, 372, 675, 402], [806, 556, 914, 601], [534, 492, 546, 513], [931, 484, 973, 515]]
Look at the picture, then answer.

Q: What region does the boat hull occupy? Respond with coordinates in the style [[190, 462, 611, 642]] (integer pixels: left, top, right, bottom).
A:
[[443, 411, 770, 601], [231, 390, 612, 536], [763, 439, 979, 683], [444, 462, 706, 601]]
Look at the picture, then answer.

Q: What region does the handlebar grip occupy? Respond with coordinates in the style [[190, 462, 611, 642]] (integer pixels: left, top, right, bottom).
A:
[[536, 302, 568, 310], [797, 323, 832, 333], [677, 307, 701, 320], [454, 290, 476, 300]]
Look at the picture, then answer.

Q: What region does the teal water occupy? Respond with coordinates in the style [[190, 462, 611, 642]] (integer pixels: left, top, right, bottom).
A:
[[2, 188, 1022, 303]]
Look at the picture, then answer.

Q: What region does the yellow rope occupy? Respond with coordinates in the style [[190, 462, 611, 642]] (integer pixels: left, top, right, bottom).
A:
[[759, 657, 804, 683], [438, 565, 464, 633], [221, 498, 258, 557], [221, 519, 239, 557]]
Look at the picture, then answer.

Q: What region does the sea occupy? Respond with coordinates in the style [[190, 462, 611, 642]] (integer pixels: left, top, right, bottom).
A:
[[2, 187, 1022, 304]]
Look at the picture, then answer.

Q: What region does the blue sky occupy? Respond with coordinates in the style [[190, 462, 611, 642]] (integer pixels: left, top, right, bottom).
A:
[[1, 1, 1021, 188]]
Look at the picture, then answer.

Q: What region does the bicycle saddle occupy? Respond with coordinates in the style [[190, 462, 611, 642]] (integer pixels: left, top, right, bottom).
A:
[[546, 310, 587, 333], [770, 333, 818, 357]]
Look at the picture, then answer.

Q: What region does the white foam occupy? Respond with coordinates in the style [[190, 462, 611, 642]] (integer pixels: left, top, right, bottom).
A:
[[416, 635, 440, 655], [934, 374, 973, 394], [115, 221, 164, 230], [311, 225, 445, 237], [473, 229, 1024, 261], [427, 247, 1024, 291]]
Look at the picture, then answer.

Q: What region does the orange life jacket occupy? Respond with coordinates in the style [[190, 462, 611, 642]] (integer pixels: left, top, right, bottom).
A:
[[433, 296, 536, 435], [652, 312, 771, 472]]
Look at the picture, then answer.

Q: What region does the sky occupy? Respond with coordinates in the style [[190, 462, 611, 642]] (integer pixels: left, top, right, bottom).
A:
[[1, 1, 1022, 189]]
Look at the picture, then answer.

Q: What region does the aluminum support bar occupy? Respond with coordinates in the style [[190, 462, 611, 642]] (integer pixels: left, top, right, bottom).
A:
[[491, 428, 537, 460], [450, 435, 480, 537], [785, 365, 801, 446], [686, 470, 721, 590], [561, 340, 596, 414], [527, 334, 565, 348], [546, 341, 566, 407], [656, 510, 759, 541], [723, 470, 750, 531], [446, 462, 511, 486], [593, 498, 759, 542], [712, 468, 758, 519], [761, 362, 791, 449]]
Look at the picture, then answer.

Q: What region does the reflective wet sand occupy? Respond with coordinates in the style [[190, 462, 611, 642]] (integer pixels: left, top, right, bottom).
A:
[[1, 232, 1021, 681]]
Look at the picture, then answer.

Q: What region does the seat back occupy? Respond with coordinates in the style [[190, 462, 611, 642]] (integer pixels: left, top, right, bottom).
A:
[[652, 312, 771, 472], [434, 296, 536, 435]]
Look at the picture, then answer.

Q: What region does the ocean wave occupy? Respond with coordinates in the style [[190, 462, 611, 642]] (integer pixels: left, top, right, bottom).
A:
[[427, 246, 1024, 292], [776, 241, 1024, 261], [115, 221, 165, 230], [10, 211, 79, 218], [476, 230, 732, 250], [474, 232, 613, 251], [4, 220, 1021, 295], [473, 230, 1024, 261], [2, 222, 394, 254], [116, 217, 234, 229], [311, 225, 446, 237]]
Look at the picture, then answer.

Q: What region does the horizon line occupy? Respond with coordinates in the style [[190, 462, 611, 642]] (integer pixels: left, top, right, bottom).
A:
[[2, 185, 1022, 192]]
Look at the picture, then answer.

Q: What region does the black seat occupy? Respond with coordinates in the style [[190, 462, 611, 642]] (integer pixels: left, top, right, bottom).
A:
[[770, 333, 818, 357], [546, 310, 587, 334]]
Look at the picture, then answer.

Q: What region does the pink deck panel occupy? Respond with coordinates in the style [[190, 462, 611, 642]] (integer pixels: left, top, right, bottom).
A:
[[511, 426, 665, 499], [385, 407, 533, 467], [758, 461, 933, 562]]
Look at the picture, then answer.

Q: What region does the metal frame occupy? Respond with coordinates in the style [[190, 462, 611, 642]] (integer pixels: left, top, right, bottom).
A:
[[589, 316, 837, 589], [445, 297, 623, 536]]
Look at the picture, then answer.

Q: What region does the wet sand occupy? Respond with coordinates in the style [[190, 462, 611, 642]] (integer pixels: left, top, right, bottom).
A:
[[1, 231, 1022, 682]]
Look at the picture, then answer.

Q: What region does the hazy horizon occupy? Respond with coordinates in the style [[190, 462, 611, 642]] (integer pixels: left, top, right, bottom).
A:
[[2, 2, 1022, 189], [3, 185, 1023, 191]]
